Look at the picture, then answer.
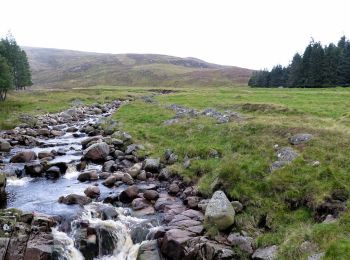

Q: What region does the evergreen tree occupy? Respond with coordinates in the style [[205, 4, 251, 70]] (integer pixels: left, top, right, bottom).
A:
[[287, 53, 303, 87], [269, 65, 285, 86], [323, 43, 340, 86], [0, 33, 32, 90], [337, 37, 350, 86], [0, 55, 13, 101]]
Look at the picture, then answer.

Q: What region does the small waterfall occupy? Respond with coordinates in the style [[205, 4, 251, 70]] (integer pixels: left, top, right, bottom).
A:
[[52, 228, 84, 260], [53, 202, 144, 260]]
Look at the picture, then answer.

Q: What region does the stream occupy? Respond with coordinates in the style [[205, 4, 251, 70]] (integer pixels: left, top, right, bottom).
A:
[[0, 102, 161, 260]]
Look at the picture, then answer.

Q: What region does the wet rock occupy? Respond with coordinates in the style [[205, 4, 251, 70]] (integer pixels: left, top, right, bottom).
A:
[[10, 151, 37, 163], [56, 148, 66, 156], [25, 162, 44, 177], [78, 170, 98, 182], [38, 151, 54, 160], [102, 175, 118, 187], [83, 142, 110, 161], [47, 162, 68, 175], [24, 232, 54, 260], [58, 194, 92, 206], [137, 170, 147, 181], [46, 166, 61, 179], [289, 133, 313, 145], [128, 163, 142, 178], [84, 186, 100, 198], [66, 126, 78, 132], [132, 198, 151, 210], [169, 183, 180, 195], [227, 233, 254, 254], [81, 135, 103, 149], [160, 229, 194, 260], [204, 190, 235, 231], [144, 190, 159, 201], [121, 173, 134, 185], [0, 238, 10, 259], [252, 245, 278, 260], [144, 158, 160, 173], [119, 185, 139, 203], [0, 138, 11, 152], [0, 173, 6, 204], [51, 130, 64, 137], [137, 239, 161, 260], [98, 172, 111, 180], [38, 128, 51, 137], [102, 160, 114, 172], [186, 196, 200, 209], [76, 161, 87, 171]]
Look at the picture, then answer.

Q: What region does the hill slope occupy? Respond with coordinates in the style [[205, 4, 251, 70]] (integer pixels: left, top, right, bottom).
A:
[[23, 47, 253, 88]]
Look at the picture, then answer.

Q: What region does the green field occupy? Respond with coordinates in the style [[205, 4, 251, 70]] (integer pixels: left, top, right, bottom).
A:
[[2, 86, 350, 259]]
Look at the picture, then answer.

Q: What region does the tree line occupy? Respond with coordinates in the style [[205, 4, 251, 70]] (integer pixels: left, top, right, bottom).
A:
[[0, 34, 32, 101], [248, 36, 350, 88]]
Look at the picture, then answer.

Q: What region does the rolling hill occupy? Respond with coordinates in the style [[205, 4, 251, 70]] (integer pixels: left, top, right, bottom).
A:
[[23, 47, 253, 88]]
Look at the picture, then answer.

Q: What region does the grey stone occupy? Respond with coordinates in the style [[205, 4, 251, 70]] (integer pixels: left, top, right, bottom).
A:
[[289, 133, 313, 145], [252, 245, 278, 260], [204, 190, 235, 231]]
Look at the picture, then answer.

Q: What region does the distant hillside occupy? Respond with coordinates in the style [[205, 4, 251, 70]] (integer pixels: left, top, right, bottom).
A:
[[23, 47, 253, 88]]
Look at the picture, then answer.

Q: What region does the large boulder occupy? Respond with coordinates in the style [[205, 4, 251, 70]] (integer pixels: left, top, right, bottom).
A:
[[83, 142, 110, 161], [0, 138, 11, 152], [204, 190, 235, 231], [10, 151, 37, 163]]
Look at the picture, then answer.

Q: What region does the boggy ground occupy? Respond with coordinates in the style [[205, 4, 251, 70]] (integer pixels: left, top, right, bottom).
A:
[[1, 86, 350, 259]]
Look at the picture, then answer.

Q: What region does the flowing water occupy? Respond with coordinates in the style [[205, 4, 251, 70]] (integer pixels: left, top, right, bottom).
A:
[[1, 107, 160, 260]]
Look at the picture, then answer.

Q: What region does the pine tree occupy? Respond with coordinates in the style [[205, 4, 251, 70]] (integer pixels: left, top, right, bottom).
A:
[[337, 37, 350, 86], [0, 55, 13, 101], [0, 33, 32, 90], [323, 43, 340, 86], [287, 53, 303, 87]]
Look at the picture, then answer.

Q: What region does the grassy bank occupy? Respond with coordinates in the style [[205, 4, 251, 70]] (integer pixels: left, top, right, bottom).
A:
[[113, 86, 350, 259], [1, 85, 350, 258], [0, 86, 152, 129]]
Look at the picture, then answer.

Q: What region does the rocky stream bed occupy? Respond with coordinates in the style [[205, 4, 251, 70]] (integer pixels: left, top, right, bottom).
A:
[[0, 99, 320, 260]]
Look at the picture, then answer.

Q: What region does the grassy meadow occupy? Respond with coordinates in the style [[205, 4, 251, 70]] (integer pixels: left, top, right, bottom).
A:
[[2, 86, 350, 259]]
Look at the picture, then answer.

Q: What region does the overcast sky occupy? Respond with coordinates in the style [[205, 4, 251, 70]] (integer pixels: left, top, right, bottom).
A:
[[1, 0, 349, 70]]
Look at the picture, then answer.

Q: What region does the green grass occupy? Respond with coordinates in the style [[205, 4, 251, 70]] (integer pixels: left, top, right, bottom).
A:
[[0, 86, 151, 129], [112, 86, 350, 259], [2, 85, 350, 258]]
